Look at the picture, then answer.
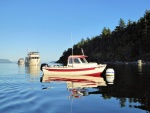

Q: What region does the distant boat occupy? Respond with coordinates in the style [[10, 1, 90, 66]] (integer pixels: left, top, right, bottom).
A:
[[41, 55, 107, 77], [25, 52, 40, 66], [18, 58, 24, 65]]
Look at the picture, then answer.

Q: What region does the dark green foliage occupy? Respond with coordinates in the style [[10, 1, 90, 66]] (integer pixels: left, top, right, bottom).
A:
[[57, 10, 150, 64]]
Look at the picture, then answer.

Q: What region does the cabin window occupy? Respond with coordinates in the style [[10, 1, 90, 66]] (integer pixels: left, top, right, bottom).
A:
[[69, 58, 73, 64], [80, 58, 88, 63], [29, 57, 39, 59], [74, 58, 80, 63]]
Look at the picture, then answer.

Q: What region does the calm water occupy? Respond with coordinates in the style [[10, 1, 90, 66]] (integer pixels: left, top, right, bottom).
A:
[[0, 63, 150, 113]]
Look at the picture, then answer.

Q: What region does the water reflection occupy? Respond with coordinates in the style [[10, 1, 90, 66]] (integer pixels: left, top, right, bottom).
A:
[[102, 64, 150, 112], [25, 66, 40, 76], [138, 64, 142, 74], [97, 80, 150, 112], [41, 64, 150, 112], [41, 74, 107, 98], [25, 66, 40, 82], [18, 65, 25, 74], [39, 64, 150, 112]]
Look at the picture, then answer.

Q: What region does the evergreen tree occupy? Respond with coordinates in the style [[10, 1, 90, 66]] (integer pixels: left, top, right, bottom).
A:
[[57, 10, 150, 64], [102, 27, 111, 36], [119, 18, 126, 28]]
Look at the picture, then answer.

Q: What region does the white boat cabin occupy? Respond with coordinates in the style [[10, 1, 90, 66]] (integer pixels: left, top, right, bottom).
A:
[[67, 55, 97, 67], [25, 52, 40, 66]]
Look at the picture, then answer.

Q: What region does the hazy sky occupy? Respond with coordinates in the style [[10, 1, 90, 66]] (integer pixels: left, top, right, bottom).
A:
[[0, 0, 150, 62]]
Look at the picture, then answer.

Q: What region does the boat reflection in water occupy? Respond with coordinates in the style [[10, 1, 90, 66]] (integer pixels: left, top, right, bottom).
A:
[[18, 65, 25, 74], [41, 64, 150, 112], [41, 74, 107, 98], [25, 66, 40, 82], [26, 66, 40, 76]]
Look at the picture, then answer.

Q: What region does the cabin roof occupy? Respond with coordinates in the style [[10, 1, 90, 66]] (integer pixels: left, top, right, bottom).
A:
[[68, 55, 87, 58], [29, 52, 39, 53]]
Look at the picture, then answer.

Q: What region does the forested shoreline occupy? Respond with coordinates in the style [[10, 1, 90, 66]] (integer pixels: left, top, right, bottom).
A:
[[57, 10, 150, 65]]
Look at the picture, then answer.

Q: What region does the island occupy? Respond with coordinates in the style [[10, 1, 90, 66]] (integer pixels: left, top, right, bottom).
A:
[[0, 59, 12, 63]]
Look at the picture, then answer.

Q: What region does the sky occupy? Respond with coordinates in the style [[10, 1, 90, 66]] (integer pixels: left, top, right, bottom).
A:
[[0, 0, 150, 62]]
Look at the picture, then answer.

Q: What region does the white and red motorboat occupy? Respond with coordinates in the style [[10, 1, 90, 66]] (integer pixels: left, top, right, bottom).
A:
[[41, 55, 107, 77]]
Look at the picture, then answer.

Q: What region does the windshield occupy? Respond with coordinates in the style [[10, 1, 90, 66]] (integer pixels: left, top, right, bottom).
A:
[[80, 58, 88, 63]]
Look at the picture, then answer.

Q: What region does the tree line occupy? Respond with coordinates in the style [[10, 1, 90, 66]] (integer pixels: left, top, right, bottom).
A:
[[57, 10, 150, 65]]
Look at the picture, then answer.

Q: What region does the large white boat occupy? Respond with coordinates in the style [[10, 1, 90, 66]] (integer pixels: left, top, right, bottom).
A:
[[41, 55, 106, 77], [18, 58, 24, 65], [25, 52, 40, 66]]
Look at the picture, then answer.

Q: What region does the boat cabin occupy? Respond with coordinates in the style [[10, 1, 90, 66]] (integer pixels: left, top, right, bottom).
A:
[[27, 52, 40, 59], [67, 55, 89, 67], [25, 51, 40, 66]]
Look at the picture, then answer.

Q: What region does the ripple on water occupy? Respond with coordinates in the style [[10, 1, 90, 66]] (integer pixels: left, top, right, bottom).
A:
[[0, 72, 76, 113], [0, 89, 70, 113]]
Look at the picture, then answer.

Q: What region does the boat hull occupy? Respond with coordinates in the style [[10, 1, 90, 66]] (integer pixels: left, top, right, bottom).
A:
[[18, 58, 24, 65], [25, 59, 40, 66], [42, 64, 106, 77], [18, 62, 24, 65]]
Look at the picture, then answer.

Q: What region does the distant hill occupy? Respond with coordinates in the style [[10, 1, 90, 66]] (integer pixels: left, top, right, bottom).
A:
[[0, 59, 12, 63], [50, 61, 56, 63]]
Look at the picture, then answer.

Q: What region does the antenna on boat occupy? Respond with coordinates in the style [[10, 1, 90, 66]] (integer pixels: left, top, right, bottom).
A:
[[71, 32, 73, 56], [81, 48, 84, 56], [71, 32, 74, 67]]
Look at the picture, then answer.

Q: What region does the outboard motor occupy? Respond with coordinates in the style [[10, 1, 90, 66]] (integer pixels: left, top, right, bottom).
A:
[[40, 63, 48, 71]]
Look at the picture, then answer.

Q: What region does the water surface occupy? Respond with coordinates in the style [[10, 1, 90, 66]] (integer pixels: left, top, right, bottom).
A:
[[0, 63, 150, 113]]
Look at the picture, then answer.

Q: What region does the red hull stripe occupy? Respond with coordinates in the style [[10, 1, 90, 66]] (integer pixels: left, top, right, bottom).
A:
[[85, 72, 102, 77], [45, 67, 95, 72]]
